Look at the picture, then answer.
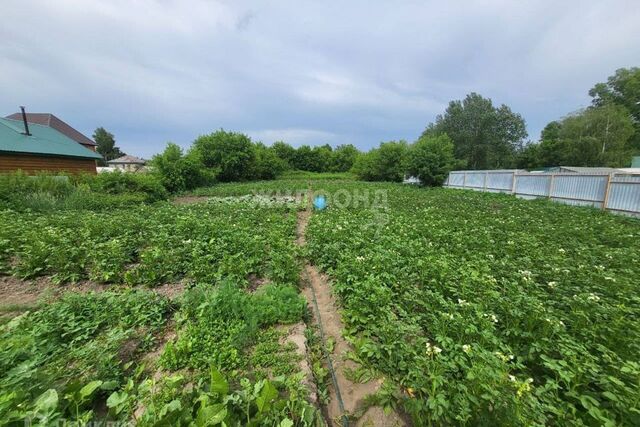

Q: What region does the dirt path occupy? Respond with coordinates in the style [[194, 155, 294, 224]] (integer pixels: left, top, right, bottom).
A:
[[296, 191, 406, 427]]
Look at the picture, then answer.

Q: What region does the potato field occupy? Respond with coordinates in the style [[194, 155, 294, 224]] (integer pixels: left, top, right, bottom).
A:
[[1, 177, 639, 426]]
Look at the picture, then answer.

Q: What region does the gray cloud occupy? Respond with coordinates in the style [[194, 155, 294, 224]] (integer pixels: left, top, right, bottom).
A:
[[1, 0, 639, 157]]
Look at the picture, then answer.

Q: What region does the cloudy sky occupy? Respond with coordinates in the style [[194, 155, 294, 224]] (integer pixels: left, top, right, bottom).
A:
[[1, 0, 639, 158]]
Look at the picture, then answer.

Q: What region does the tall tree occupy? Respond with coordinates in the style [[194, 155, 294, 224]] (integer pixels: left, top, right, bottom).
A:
[[330, 144, 359, 172], [423, 93, 527, 169], [93, 127, 124, 165], [589, 67, 640, 152], [271, 141, 296, 169]]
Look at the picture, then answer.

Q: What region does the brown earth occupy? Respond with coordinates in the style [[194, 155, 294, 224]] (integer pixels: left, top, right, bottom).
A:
[[172, 196, 210, 205], [296, 193, 406, 426]]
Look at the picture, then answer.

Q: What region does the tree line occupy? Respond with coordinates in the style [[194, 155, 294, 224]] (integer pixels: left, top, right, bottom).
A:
[[94, 67, 638, 189]]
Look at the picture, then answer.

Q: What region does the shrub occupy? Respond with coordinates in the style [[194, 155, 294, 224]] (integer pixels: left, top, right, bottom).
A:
[[88, 170, 168, 202], [405, 134, 457, 186], [192, 130, 255, 182], [150, 143, 211, 193], [0, 172, 74, 202], [250, 143, 288, 180], [352, 140, 409, 182]]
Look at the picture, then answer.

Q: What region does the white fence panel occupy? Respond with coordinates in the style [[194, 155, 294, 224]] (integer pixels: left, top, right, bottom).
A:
[[444, 170, 640, 217], [448, 173, 465, 187], [551, 175, 607, 208], [486, 173, 514, 193], [515, 175, 551, 197], [465, 172, 485, 189], [607, 176, 640, 216]]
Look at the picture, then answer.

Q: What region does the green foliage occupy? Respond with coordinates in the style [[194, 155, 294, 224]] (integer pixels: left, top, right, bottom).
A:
[[306, 182, 640, 426], [405, 134, 457, 186], [521, 104, 635, 168], [589, 67, 640, 151], [424, 92, 527, 169], [151, 142, 211, 192], [330, 144, 359, 172], [272, 141, 297, 169], [192, 129, 256, 182], [93, 127, 124, 165], [131, 369, 322, 426], [0, 290, 171, 423], [252, 143, 289, 180], [86, 170, 168, 202], [1, 199, 299, 286], [161, 283, 305, 371], [352, 141, 409, 182], [0, 171, 160, 212]]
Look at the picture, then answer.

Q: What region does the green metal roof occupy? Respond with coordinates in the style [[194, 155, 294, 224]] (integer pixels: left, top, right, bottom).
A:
[[0, 117, 102, 160]]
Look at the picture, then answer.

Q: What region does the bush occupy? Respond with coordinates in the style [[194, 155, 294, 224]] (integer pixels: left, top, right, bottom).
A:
[[405, 134, 457, 186], [192, 130, 255, 182], [150, 143, 212, 193], [352, 140, 409, 182], [87, 170, 168, 202], [251, 143, 288, 180], [0, 172, 74, 203]]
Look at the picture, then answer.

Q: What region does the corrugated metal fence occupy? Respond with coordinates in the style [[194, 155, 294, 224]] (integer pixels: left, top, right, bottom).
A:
[[444, 170, 640, 217]]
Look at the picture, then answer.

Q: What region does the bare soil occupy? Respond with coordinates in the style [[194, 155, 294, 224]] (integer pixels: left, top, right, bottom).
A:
[[296, 196, 406, 426], [246, 274, 270, 293], [281, 322, 318, 405], [172, 196, 210, 205], [0, 275, 52, 307]]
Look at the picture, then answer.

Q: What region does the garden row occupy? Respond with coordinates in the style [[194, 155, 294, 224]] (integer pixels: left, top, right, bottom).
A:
[[0, 194, 324, 425], [304, 183, 640, 426]]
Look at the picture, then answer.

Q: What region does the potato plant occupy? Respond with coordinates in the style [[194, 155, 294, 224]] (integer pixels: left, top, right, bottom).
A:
[[306, 184, 640, 426], [0, 200, 299, 288]]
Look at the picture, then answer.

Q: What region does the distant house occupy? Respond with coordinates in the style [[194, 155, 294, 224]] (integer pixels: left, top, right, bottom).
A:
[[107, 155, 146, 172], [0, 110, 102, 174]]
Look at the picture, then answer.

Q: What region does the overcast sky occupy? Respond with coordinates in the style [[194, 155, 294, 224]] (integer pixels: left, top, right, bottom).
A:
[[1, 0, 639, 158]]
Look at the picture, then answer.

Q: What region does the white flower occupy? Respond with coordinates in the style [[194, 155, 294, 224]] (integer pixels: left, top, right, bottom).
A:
[[547, 281, 557, 289], [587, 293, 600, 302], [558, 248, 565, 253], [462, 344, 471, 354], [604, 277, 615, 281], [509, 375, 516, 382], [426, 342, 443, 356], [356, 256, 365, 262], [457, 299, 469, 306]]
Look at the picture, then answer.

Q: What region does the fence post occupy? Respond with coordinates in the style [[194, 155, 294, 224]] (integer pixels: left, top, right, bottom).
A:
[[602, 173, 613, 211], [463, 172, 467, 189], [511, 172, 517, 194], [484, 172, 488, 192], [548, 174, 556, 199]]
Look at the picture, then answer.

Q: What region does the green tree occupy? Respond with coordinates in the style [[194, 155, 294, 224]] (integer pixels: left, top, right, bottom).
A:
[[93, 127, 124, 165], [151, 143, 208, 192], [559, 104, 634, 167], [423, 93, 527, 169], [271, 141, 296, 169], [589, 67, 640, 152], [191, 130, 255, 182], [405, 134, 457, 186], [330, 144, 359, 172], [352, 141, 408, 182], [251, 143, 287, 180], [515, 142, 543, 170]]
